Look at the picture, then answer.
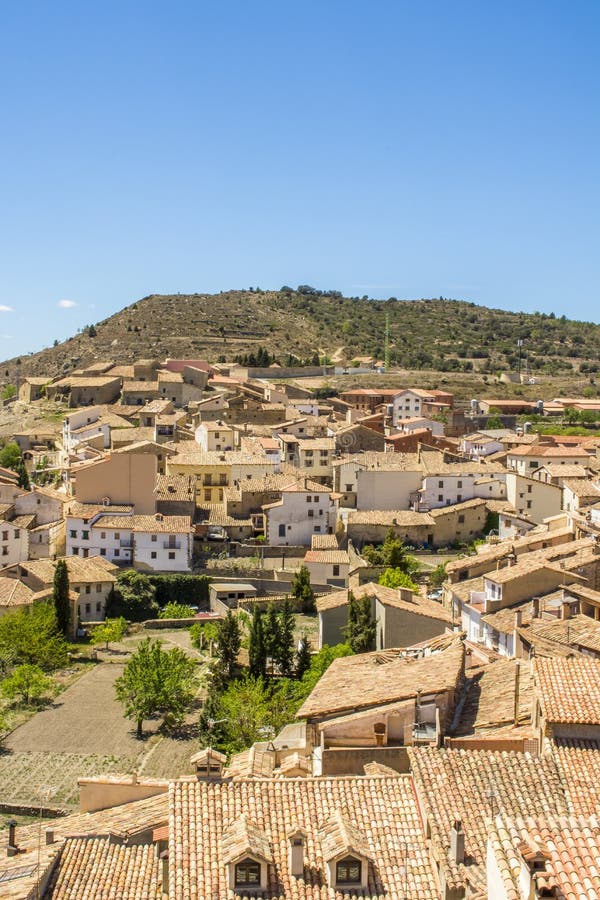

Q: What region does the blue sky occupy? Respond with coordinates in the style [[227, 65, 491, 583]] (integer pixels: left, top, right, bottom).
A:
[[1, 1, 599, 357]]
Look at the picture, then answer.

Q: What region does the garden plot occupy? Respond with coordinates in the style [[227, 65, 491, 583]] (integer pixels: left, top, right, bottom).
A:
[[0, 751, 134, 809]]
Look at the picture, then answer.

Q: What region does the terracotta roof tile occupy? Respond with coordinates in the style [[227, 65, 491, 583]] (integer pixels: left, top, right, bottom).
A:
[[535, 656, 600, 725]]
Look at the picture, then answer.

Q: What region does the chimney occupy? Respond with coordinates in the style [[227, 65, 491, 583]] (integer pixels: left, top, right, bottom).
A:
[[288, 831, 305, 877], [160, 850, 169, 898], [531, 597, 540, 619], [561, 601, 571, 620], [45, 828, 56, 845], [449, 819, 465, 864], [514, 609, 522, 629], [6, 819, 18, 857]]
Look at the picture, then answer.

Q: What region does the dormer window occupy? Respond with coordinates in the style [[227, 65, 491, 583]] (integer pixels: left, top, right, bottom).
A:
[[234, 858, 261, 888], [336, 856, 362, 884]]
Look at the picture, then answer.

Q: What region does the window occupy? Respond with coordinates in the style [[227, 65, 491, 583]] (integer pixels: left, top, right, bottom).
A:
[[151, 551, 157, 559], [234, 859, 261, 888], [438, 495, 444, 502], [314, 525, 320, 532], [438, 481, 444, 488], [336, 857, 361, 885], [69, 530, 77, 539], [100, 548, 106, 556], [96, 584, 102, 593], [114, 549, 120, 557], [114, 532, 120, 540], [457, 494, 462, 502], [345, 484, 353, 492], [82, 530, 89, 540], [278, 524, 286, 537], [308, 509, 314, 518], [151, 534, 157, 542], [14, 529, 19, 539], [85, 585, 91, 594], [333, 565, 340, 576], [73, 547, 79, 555], [306, 496, 311, 503], [168, 551, 175, 560], [1, 547, 7, 556], [101, 532, 106, 539], [96, 602, 102, 613], [85, 603, 91, 615], [457, 480, 463, 488], [458, 515, 465, 524]]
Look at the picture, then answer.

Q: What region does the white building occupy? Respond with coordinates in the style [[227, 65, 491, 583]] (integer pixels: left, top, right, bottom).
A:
[[66, 503, 193, 571], [263, 483, 335, 546], [195, 421, 235, 452]]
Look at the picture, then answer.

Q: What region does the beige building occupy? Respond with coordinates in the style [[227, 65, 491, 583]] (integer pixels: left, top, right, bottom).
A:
[[71, 446, 160, 514], [317, 582, 452, 650], [0, 555, 118, 625]]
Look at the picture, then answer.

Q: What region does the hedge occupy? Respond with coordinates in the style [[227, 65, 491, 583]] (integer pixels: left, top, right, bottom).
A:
[[148, 574, 211, 609]]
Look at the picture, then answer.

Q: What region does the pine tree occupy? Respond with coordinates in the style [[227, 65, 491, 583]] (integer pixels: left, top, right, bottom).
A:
[[248, 606, 267, 678], [295, 633, 312, 678], [216, 609, 241, 680], [343, 591, 376, 654], [273, 598, 295, 676], [53, 559, 71, 637], [14, 458, 30, 490], [290, 565, 315, 613]]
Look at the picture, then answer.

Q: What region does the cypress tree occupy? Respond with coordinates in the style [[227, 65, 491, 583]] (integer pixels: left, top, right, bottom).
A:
[[248, 606, 267, 678], [295, 633, 312, 679], [274, 598, 295, 676], [53, 559, 71, 637]]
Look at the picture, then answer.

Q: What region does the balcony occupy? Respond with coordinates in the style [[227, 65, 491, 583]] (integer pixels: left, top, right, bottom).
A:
[[163, 541, 182, 550], [119, 539, 133, 548]]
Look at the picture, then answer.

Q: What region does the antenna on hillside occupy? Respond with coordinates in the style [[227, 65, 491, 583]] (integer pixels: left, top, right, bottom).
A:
[[384, 313, 390, 373]]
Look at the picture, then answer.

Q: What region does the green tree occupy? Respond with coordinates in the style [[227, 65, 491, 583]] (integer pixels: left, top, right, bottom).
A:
[[158, 602, 195, 619], [14, 458, 30, 490], [52, 560, 71, 637], [1, 663, 52, 705], [189, 621, 218, 651], [114, 637, 196, 738], [428, 564, 447, 590], [215, 609, 241, 680], [343, 593, 376, 653], [382, 528, 407, 568], [379, 568, 418, 592], [248, 606, 267, 678], [107, 570, 159, 621], [273, 598, 295, 676], [295, 634, 312, 679], [299, 643, 353, 695], [0, 441, 21, 470], [290, 565, 315, 613], [0, 603, 68, 670], [89, 617, 127, 651]]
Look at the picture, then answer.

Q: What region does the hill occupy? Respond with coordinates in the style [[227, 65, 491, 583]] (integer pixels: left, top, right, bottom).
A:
[[3, 289, 600, 381]]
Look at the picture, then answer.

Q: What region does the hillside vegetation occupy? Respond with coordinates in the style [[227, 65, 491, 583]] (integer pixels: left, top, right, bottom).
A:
[[3, 288, 600, 380]]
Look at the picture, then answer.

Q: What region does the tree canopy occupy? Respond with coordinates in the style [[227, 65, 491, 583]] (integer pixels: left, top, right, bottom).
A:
[[115, 637, 196, 737], [106, 570, 159, 621], [53, 559, 71, 637]]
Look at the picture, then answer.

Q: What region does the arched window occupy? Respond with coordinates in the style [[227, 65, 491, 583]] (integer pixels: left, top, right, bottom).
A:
[[234, 858, 261, 888]]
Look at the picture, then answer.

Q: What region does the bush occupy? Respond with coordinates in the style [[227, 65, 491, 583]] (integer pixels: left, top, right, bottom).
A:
[[159, 602, 196, 620], [148, 574, 210, 609]]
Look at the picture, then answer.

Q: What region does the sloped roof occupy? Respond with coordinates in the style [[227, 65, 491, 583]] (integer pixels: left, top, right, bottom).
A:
[[169, 777, 439, 900], [534, 656, 600, 724], [297, 638, 464, 719]]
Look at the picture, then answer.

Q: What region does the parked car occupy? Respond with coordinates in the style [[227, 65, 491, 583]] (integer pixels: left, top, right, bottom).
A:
[[427, 589, 443, 601]]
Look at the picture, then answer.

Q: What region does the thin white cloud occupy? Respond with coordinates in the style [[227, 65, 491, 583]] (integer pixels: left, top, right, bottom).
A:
[[0, 304, 14, 312], [57, 299, 77, 309]]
